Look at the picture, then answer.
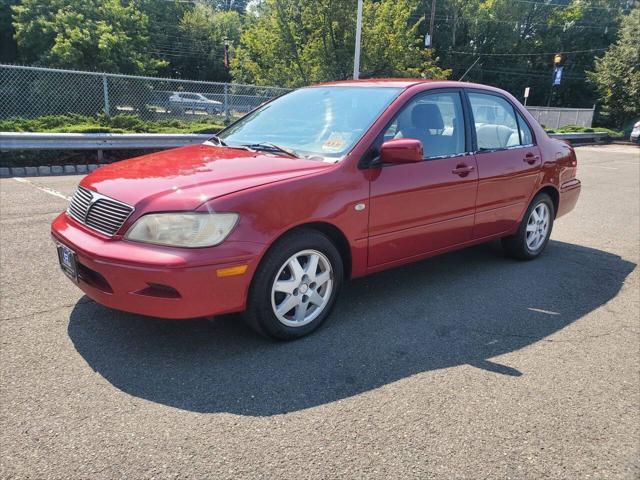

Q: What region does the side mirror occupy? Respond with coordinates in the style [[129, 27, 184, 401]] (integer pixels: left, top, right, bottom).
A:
[[379, 138, 423, 164]]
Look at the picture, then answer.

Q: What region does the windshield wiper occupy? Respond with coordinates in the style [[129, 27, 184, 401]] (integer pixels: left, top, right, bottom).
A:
[[208, 135, 227, 146], [242, 142, 299, 158]]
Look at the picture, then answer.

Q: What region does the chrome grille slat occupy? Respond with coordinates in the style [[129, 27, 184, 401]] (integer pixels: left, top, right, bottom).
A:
[[86, 217, 121, 232], [90, 202, 131, 217], [68, 202, 85, 215], [75, 188, 91, 198], [93, 200, 130, 211], [67, 186, 134, 236], [89, 205, 129, 221], [85, 213, 122, 228]]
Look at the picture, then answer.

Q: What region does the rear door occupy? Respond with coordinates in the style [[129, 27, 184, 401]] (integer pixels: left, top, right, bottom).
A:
[[368, 90, 478, 268], [466, 90, 541, 239]]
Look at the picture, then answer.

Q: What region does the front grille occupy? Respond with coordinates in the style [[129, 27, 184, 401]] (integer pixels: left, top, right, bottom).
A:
[[67, 186, 134, 236]]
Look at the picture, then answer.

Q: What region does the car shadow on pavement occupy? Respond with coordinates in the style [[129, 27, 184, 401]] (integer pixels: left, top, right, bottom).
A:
[[68, 240, 636, 416]]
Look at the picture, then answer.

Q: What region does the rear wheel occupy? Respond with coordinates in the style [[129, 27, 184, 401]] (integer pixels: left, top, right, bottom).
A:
[[502, 192, 554, 260], [243, 230, 343, 340]]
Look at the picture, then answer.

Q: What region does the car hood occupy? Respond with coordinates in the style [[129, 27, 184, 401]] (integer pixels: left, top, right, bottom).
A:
[[81, 144, 332, 211]]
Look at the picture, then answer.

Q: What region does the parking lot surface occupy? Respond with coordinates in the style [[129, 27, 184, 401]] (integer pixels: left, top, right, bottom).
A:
[[1, 144, 638, 479]]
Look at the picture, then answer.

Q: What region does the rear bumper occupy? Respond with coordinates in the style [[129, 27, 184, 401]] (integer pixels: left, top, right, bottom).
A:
[[51, 213, 263, 319], [557, 179, 581, 218]]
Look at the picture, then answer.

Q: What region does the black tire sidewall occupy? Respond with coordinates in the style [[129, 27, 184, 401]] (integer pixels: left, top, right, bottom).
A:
[[246, 230, 343, 340]]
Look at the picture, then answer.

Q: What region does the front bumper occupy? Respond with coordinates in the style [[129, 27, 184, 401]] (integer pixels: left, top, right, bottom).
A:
[[51, 213, 263, 319]]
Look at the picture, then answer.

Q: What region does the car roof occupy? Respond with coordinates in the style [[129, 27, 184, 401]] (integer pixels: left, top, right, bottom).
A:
[[317, 78, 434, 88], [315, 78, 502, 92]]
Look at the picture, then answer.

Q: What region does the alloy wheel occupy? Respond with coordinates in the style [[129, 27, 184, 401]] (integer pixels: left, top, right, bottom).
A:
[[270, 249, 334, 327], [526, 202, 550, 251]]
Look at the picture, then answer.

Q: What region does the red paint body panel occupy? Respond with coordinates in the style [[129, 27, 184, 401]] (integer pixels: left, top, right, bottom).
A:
[[472, 146, 541, 238], [368, 156, 478, 266], [557, 179, 582, 218], [51, 79, 581, 320], [83, 144, 331, 211], [52, 213, 263, 318]]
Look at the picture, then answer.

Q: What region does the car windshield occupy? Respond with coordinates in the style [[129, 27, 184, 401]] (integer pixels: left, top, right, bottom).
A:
[[216, 86, 402, 160]]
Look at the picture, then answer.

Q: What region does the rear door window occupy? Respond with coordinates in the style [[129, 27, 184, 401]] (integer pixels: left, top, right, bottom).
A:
[[516, 112, 534, 145], [468, 92, 521, 150]]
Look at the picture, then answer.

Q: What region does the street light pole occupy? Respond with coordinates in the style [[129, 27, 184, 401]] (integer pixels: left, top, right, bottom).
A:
[[353, 0, 363, 80]]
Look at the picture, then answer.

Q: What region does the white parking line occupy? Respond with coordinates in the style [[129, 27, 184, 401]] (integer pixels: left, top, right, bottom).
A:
[[528, 307, 561, 315], [12, 177, 72, 201], [610, 161, 640, 166], [579, 164, 619, 170]]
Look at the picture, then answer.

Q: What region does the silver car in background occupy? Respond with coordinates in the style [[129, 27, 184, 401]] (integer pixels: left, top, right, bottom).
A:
[[168, 92, 223, 115]]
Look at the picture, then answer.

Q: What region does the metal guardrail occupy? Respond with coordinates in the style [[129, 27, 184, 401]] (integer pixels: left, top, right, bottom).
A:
[[546, 132, 609, 141], [0, 131, 611, 152], [0, 132, 212, 150]]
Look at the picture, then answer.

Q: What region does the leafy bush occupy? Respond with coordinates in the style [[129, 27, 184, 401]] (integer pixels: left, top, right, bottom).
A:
[[545, 124, 624, 137], [0, 114, 225, 134]]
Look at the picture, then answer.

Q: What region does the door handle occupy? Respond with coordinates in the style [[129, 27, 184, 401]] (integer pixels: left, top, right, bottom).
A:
[[452, 164, 475, 177], [524, 153, 540, 165]]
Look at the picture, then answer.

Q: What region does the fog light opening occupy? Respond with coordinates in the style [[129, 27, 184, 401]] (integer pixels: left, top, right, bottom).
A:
[[136, 283, 181, 299]]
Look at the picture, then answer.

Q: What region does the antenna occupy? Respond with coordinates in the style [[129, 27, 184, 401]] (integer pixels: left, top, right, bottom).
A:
[[459, 56, 482, 81]]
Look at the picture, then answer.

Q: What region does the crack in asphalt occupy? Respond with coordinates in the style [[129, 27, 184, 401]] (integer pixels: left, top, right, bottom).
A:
[[0, 298, 94, 323]]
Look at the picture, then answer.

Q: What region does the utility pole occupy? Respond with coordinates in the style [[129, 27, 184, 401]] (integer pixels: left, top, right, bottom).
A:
[[428, 0, 436, 48], [353, 0, 363, 79]]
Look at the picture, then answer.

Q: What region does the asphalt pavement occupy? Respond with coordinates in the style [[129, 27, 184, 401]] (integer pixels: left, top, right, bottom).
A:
[[1, 144, 638, 479]]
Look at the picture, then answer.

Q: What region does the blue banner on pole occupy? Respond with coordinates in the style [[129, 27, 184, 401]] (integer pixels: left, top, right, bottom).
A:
[[553, 66, 563, 86]]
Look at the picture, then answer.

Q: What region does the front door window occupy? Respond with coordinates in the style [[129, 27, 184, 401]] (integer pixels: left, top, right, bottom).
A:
[[384, 92, 466, 159]]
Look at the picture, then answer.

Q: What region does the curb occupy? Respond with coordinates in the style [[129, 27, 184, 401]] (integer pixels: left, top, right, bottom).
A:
[[0, 164, 99, 178]]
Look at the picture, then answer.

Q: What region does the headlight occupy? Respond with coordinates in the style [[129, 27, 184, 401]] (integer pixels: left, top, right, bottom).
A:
[[125, 212, 238, 248]]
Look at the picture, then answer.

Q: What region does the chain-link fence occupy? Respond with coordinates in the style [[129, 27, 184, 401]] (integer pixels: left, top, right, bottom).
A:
[[525, 106, 594, 129], [0, 64, 291, 124], [0, 64, 595, 131]]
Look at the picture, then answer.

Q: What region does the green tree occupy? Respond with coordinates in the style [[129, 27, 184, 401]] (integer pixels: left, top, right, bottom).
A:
[[231, 0, 450, 87], [139, 0, 188, 77], [361, 0, 448, 79], [171, 5, 242, 81], [140, 0, 244, 81], [433, 0, 626, 107], [588, 7, 640, 128], [12, 0, 166, 74], [0, 0, 18, 62]]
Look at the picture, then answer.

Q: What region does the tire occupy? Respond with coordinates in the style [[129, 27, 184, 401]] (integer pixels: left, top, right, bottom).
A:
[[243, 229, 343, 340], [502, 192, 555, 260]]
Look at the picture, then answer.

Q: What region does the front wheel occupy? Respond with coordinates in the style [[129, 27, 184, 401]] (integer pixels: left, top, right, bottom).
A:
[[243, 230, 343, 340], [502, 193, 555, 260]]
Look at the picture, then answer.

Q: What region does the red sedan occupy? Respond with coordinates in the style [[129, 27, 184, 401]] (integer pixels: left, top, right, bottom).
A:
[[52, 79, 581, 339]]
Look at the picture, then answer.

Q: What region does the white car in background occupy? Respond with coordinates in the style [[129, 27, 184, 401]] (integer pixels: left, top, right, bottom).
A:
[[630, 120, 640, 145], [168, 92, 223, 115]]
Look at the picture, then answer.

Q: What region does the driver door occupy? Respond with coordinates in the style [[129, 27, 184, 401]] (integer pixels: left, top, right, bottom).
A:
[[368, 90, 478, 268]]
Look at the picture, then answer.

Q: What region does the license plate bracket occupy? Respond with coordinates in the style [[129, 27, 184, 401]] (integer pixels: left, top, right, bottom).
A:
[[57, 243, 78, 282]]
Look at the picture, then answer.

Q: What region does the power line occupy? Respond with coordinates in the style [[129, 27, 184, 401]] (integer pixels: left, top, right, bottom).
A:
[[447, 47, 608, 56], [508, 0, 612, 10], [448, 59, 589, 80], [473, 67, 586, 80], [408, 14, 618, 30]]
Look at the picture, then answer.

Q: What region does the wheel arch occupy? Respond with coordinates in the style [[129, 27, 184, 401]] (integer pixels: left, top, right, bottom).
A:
[[536, 185, 560, 217], [254, 221, 353, 281]]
